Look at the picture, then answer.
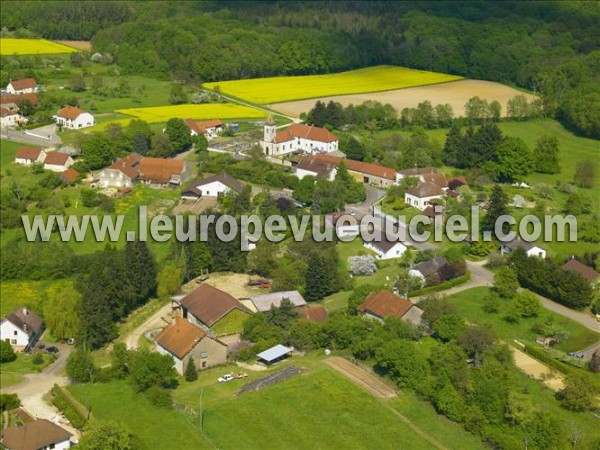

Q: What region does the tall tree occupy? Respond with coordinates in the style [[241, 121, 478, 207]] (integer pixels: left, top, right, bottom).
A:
[[124, 240, 157, 309], [483, 184, 509, 233], [496, 137, 534, 182], [184, 357, 198, 381], [442, 123, 464, 167], [533, 135, 560, 174], [164, 118, 192, 154], [305, 252, 327, 301]]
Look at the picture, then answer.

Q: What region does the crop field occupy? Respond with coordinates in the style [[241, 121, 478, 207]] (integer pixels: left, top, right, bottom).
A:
[[272, 79, 535, 118], [0, 38, 78, 55], [116, 103, 266, 123], [203, 65, 463, 104]]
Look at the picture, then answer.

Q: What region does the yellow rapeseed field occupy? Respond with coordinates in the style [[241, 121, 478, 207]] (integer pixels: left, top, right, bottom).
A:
[[116, 103, 266, 123], [0, 38, 78, 55], [203, 65, 463, 104]]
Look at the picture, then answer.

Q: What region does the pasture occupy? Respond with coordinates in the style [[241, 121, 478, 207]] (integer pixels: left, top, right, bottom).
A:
[[0, 38, 78, 55], [204, 65, 463, 104], [116, 103, 266, 123], [272, 79, 535, 118]]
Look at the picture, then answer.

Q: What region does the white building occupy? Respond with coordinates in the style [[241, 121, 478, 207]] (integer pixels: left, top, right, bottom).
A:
[[501, 237, 547, 259], [404, 182, 445, 211], [260, 122, 338, 157], [5, 77, 39, 94], [1, 419, 72, 450], [1, 307, 43, 351], [295, 155, 337, 181], [14, 146, 47, 165], [325, 212, 361, 237], [54, 106, 95, 129], [0, 107, 26, 128], [43, 151, 74, 172], [181, 172, 245, 199], [93, 153, 142, 189], [184, 118, 224, 139], [363, 236, 408, 260]]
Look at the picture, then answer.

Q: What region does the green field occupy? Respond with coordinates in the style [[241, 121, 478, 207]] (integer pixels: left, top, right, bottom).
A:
[[0, 353, 55, 387], [204, 65, 463, 104], [0, 38, 77, 55], [446, 287, 599, 353], [116, 103, 266, 123]]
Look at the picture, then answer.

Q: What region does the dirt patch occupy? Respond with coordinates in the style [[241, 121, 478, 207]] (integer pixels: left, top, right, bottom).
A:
[[270, 79, 535, 118], [172, 197, 218, 215], [238, 366, 303, 395], [325, 357, 396, 399], [56, 41, 92, 51], [199, 272, 265, 298], [512, 347, 565, 392]]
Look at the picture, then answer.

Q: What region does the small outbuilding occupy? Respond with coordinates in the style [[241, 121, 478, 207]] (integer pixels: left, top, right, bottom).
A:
[[256, 344, 293, 365]]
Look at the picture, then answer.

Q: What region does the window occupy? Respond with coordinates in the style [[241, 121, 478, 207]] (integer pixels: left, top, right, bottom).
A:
[[13, 330, 17, 335], [201, 352, 208, 359], [202, 361, 207, 368], [11, 339, 16, 345]]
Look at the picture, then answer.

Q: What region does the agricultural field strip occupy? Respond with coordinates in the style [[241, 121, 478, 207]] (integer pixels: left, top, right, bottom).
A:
[[115, 103, 266, 123], [0, 38, 78, 55], [204, 65, 463, 104]]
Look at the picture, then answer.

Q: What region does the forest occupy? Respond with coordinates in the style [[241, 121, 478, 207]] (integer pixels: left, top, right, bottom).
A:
[[1, 1, 598, 138]]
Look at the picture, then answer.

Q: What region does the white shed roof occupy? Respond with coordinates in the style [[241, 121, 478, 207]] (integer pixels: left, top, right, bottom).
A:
[[249, 291, 306, 312], [256, 344, 292, 363]]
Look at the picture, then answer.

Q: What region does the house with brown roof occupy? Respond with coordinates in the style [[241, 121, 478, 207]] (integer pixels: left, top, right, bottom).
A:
[[295, 155, 337, 181], [5, 78, 39, 94], [155, 317, 228, 374], [1, 92, 40, 108], [1, 106, 26, 128], [404, 182, 445, 210], [260, 120, 338, 156], [43, 151, 74, 172], [1, 419, 72, 450], [54, 106, 94, 129], [184, 118, 224, 139], [0, 307, 44, 351], [181, 172, 245, 199], [59, 168, 80, 184], [561, 258, 600, 285], [298, 304, 329, 323], [139, 157, 191, 186], [358, 290, 423, 326], [14, 146, 46, 165], [94, 153, 142, 188], [179, 284, 252, 334]]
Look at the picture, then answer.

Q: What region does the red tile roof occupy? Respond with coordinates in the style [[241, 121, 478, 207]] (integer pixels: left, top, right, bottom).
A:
[[57, 105, 87, 120], [155, 318, 207, 359], [1, 92, 40, 107], [184, 118, 223, 134], [139, 157, 185, 184], [421, 172, 448, 189], [274, 123, 338, 144], [309, 153, 397, 181], [561, 259, 600, 283], [9, 78, 37, 90], [107, 153, 143, 179], [298, 305, 329, 323], [59, 168, 80, 183], [180, 284, 251, 327], [15, 146, 42, 160], [357, 290, 415, 320], [0, 106, 17, 117], [43, 151, 70, 165]]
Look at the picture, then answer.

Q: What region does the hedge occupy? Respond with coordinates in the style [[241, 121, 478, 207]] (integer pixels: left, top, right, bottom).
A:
[[51, 384, 89, 429], [409, 272, 471, 297], [522, 345, 578, 376]]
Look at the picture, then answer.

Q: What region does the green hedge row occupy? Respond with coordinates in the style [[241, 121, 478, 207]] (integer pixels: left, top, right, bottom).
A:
[[51, 384, 89, 429], [409, 272, 471, 297], [522, 345, 578, 377]]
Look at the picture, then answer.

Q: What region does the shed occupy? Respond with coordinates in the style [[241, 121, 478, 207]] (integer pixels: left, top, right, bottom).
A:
[[256, 344, 293, 365]]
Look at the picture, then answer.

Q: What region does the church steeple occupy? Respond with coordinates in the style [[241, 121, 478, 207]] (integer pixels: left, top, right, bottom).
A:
[[264, 113, 277, 143]]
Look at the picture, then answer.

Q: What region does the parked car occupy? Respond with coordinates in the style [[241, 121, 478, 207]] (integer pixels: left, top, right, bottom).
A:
[[46, 346, 59, 354], [218, 374, 234, 383]]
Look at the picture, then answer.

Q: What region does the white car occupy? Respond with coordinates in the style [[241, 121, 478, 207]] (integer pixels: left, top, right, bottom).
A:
[[218, 374, 234, 383]]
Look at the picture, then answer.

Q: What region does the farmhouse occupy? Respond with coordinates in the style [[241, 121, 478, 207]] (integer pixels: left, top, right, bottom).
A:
[[54, 105, 95, 129], [14, 146, 46, 165], [0, 106, 26, 128], [43, 151, 74, 172], [357, 290, 423, 326], [1, 419, 73, 450], [179, 284, 252, 332], [295, 155, 337, 180], [139, 157, 191, 186], [248, 290, 307, 313], [409, 256, 449, 285], [155, 317, 227, 374], [184, 118, 224, 139], [182, 172, 245, 199], [5, 77, 39, 94], [500, 237, 546, 259], [0, 307, 43, 351], [94, 153, 142, 188], [59, 168, 80, 184], [260, 121, 338, 156], [396, 167, 438, 182], [560, 258, 600, 285], [363, 235, 408, 260], [404, 182, 445, 210], [1, 92, 40, 108]]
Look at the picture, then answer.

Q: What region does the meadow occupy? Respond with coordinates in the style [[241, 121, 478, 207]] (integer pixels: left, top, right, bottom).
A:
[[204, 65, 463, 104], [0, 38, 78, 55], [116, 103, 266, 123]]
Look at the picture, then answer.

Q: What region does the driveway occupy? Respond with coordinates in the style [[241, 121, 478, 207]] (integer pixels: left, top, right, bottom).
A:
[[1, 124, 62, 146], [123, 303, 173, 350], [347, 185, 385, 216]]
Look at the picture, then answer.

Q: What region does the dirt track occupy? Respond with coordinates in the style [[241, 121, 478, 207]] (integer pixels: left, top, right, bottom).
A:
[[512, 347, 565, 392], [270, 79, 535, 118], [325, 357, 396, 399]]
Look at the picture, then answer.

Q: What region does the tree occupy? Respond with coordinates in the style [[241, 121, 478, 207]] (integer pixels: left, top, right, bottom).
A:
[[17, 99, 35, 116], [68, 74, 86, 92], [434, 383, 466, 422], [184, 357, 198, 381], [512, 291, 541, 318], [169, 84, 188, 105], [493, 266, 519, 298], [157, 261, 184, 299], [528, 411, 565, 450], [78, 420, 133, 450], [81, 134, 116, 170], [0, 340, 16, 363], [442, 123, 464, 168], [457, 326, 495, 362], [129, 348, 178, 392], [264, 299, 299, 329], [534, 135, 560, 174], [561, 373, 598, 411], [432, 314, 466, 342], [66, 348, 97, 383], [507, 95, 530, 120], [574, 160, 597, 188], [563, 192, 592, 216], [193, 133, 209, 153], [473, 121, 503, 165], [375, 340, 429, 389], [482, 184, 509, 233], [287, 320, 324, 350], [124, 240, 157, 309], [305, 253, 327, 301], [293, 176, 315, 204], [43, 286, 80, 339], [70, 52, 84, 67], [482, 291, 501, 313], [344, 136, 366, 161], [164, 118, 192, 154], [150, 132, 174, 157], [590, 349, 600, 373], [347, 255, 377, 276], [111, 343, 129, 379], [496, 137, 534, 182]]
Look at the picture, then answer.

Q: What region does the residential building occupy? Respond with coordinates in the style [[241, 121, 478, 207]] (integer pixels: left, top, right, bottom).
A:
[[260, 121, 338, 157], [357, 290, 423, 326], [94, 153, 142, 188], [248, 291, 307, 313], [363, 236, 408, 260], [560, 258, 600, 286], [54, 106, 95, 129], [298, 304, 329, 323], [1, 92, 40, 109], [5, 78, 39, 94], [59, 168, 80, 184], [0, 106, 25, 128], [43, 151, 74, 172], [396, 167, 438, 183], [500, 237, 546, 259], [295, 156, 337, 180], [404, 182, 445, 210], [184, 118, 224, 139], [409, 256, 449, 285], [0, 307, 44, 351], [181, 172, 245, 199], [325, 212, 361, 237], [139, 157, 191, 186], [1, 419, 72, 450], [179, 284, 252, 332], [155, 317, 227, 374], [14, 146, 46, 165]]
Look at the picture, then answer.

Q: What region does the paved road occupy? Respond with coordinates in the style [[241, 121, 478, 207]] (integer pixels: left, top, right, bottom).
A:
[[527, 290, 599, 333], [1, 125, 61, 146]]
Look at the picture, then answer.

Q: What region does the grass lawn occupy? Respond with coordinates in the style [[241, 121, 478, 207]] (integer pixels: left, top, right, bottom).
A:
[[0, 353, 55, 388], [0, 140, 37, 167], [445, 287, 599, 353]]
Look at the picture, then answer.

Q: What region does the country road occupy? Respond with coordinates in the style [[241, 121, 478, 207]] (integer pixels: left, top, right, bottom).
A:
[[123, 302, 172, 349]]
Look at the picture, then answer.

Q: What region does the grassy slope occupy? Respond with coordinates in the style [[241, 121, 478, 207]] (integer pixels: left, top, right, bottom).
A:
[[0, 353, 54, 387], [0, 278, 75, 316]]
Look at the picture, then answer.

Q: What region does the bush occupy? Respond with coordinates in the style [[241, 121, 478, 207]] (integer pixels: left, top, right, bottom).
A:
[[32, 352, 44, 365], [0, 393, 20, 412], [347, 255, 377, 276], [0, 340, 16, 363], [51, 384, 88, 428], [409, 273, 470, 297], [144, 386, 172, 408]]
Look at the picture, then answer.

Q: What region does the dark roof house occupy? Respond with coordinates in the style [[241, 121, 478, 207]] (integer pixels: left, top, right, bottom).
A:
[[0, 419, 72, 450], [410, 256, 448, 279], [180, 284, 252, 328], [561, 259, 600, 284], [3, 307, 43, 338]]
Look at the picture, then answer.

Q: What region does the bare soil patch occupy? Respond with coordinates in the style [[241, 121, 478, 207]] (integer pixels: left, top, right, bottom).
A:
[[325, 356, 396, 399], [55, 40, 92, 51], [200, 272, 261, 298], [172, 197, 217, 215], [512, 347, 565, 392], [270, 79, 535, 118]]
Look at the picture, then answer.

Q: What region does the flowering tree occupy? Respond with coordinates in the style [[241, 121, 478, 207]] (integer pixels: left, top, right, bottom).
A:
[[348, 255, 377, 276]]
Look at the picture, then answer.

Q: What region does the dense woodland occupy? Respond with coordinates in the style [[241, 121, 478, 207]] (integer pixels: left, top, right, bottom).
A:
[[1, 1, 599, 137]]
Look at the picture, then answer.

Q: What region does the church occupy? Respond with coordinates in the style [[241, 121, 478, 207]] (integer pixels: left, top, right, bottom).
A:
[[260, 118, 339, 157]]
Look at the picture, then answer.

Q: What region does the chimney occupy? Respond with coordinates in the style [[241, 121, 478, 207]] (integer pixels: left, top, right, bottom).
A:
[[23, 323, 28, 333], [23, 307, 28, 316]]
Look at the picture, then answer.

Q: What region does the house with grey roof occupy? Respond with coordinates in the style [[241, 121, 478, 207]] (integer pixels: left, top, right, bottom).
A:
[[404, 182, 445, 210], [409, 256, 449, 284], [247, 290, 307, 313], [0, 307, 44, 351], [500, 237, 546, 259], [363, 235, 409, 260], [182, 172, 245, 199]]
